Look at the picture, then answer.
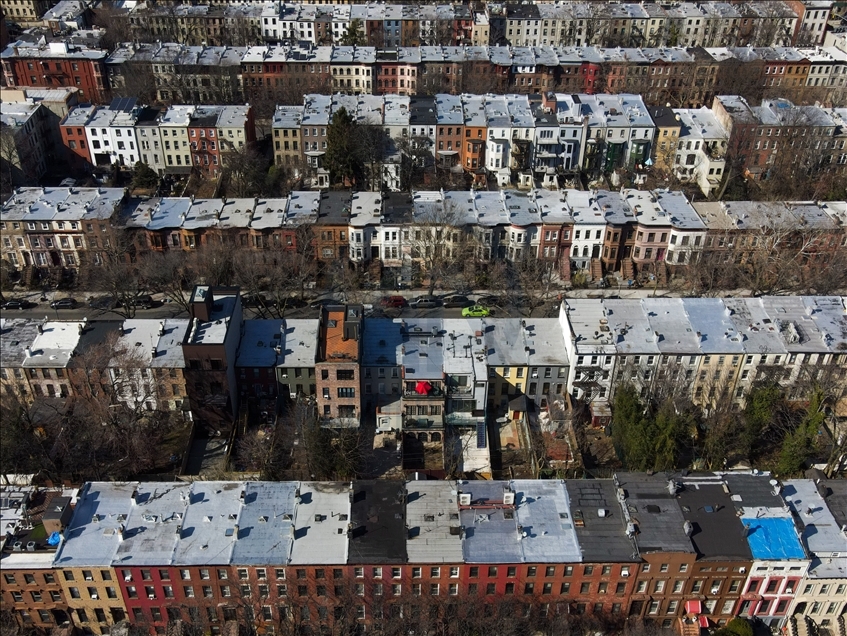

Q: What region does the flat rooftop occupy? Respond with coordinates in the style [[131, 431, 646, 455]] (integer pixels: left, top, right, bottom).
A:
[[230, 482, 297, 566], [675, 475, 752, 561], [781, 479, 847, 578], [22, 321, 83, 368], [348, 481, 407, 564], [514, 480, 582, 564], [289, 482, 349, 565], [53, 482, 136, 568], [739, 515, 806, 561], [565, 479, 636, 563], [113, 483, 190, 566], [617, 473, 695, 555], [172, 482, 243, 566], [458, 481, 522, 564], [405, 481, 463, 564]]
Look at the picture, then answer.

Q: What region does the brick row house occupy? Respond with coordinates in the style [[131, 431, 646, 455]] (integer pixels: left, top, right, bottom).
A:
[[4, 187, 846, 290], [58, 102, 254, 178], [113, 1, 826, 50], [1, 40, 109, 103], [84, 41, 847, 108], [3, 473, 845, 635]]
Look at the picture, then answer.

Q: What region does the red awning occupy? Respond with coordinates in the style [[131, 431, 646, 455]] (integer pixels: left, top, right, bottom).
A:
[[685, 601, 702, 615], [415, 381, 432, 395], [698, 616, 710, 628]]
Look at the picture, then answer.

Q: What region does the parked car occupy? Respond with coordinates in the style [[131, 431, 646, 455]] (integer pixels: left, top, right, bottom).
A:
[[276, 297, 307, 310], [88, 296, 116, 310], [443, 294, 471, 308], [409, 295, 440, 309], [380, 295, 407, 308], [476, 295, 502, 307], [50, 298, 78, 310], [2, 299, 31, 310], [131, 294, 154, 309], [462, 305, 491, 317], [241, 293, 268, 307]]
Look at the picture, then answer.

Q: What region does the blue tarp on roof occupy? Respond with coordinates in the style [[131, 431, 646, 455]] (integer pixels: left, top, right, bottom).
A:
[[741, 516, 805, 560]]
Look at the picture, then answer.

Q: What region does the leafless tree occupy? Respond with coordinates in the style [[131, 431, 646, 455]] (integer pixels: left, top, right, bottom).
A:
[[408, 198, 469, 296], [137, 250, 194, 314]]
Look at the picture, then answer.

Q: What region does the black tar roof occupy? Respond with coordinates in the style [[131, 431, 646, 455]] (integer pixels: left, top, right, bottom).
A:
[[409, 96, 438, 126], [348, 480, 407, 564], [381, 192, 414, 223], [675, 479, 752, 561], [822, 479, 847, 529], [317, 190, 353, 224], [723, 474, 785, 510], [565, 479, 638, 563], [648, 106, 681, 128], [70, 320, 123, 367]]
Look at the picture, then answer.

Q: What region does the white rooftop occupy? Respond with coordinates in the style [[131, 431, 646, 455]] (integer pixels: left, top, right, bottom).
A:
[[22, 321, 83, 368], [53, 482, 136, 568], [289, 482, 350, 565]]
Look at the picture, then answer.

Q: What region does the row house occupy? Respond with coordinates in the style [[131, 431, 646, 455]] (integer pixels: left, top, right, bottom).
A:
[[105, 41, 246, 105], [10, 473, 837, 635], [798, 45, 847, 93], [329, 45, 375, 94], [121, 192, 319, 255], [114, 1, 823, 51], [1, 0, 54, 26], [580, 93, 655, 176], [0, 101, 51, 189], [0, 186, 125, 274], [374, 47, 421, 96], [1, 40, 108, 103], [181, 286, 244, 435], [155, 105, 193, 174], [782, 478, 847, 631], [563, 295, 847, 417], [712, 95, 839, 180], [272, 105, 305, 168], [786, 1, 833, 46], [122, 2, 263, 48], [300, 94, 331, 179], [0, 316, 187, 418], [316, 305, 363, 427], [0, 486, 74, 632], [240, 44, 332, 104], [109, 318, 190, 414], [670, 107, 729, 196], [6, 189, 846, 287], [63, 101, 153, 172], [96, 41, 847, 109], [60, 102, 254, 176], [693, 198, 847, 277]]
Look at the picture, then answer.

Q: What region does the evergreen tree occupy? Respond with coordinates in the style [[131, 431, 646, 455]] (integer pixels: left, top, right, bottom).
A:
[[777, 390, 825, 476], [324, 107, 363, 186], [339, 19, 367, 46]]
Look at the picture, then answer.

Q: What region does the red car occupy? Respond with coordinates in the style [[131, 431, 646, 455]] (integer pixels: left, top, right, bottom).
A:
[[380, 295, 407, 308]]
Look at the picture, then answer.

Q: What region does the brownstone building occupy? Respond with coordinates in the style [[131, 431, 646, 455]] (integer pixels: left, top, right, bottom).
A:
[[2, 41, 109, 103], [316, 305, 363, 426], [182, 286, 243, 435]]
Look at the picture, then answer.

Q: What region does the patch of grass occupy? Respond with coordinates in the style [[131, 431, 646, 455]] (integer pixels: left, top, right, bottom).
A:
[[28, 524, 47, 541]]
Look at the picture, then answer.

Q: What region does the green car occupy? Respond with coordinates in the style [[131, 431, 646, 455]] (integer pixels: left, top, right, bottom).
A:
[[461, 305, 490, 317]]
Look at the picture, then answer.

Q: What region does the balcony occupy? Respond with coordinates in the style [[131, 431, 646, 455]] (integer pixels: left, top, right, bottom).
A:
[[403, 416, 444, 429], [403, 384, 444, 399], [319, 416, 359, 428], [444, 411, 482, 426]]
